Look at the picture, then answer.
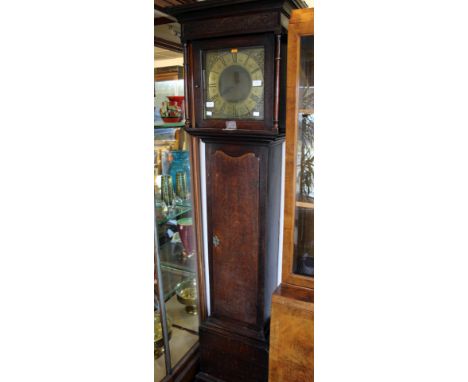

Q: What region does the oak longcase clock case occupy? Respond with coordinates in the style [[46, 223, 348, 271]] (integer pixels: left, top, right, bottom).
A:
[[169, 1, 307, 382]]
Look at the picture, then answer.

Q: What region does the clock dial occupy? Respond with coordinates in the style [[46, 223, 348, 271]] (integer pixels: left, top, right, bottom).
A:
[[204, 46, 265, 120]]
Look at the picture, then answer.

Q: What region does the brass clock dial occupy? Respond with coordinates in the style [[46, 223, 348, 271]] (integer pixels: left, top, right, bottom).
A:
[[204, 46, 265, 120]]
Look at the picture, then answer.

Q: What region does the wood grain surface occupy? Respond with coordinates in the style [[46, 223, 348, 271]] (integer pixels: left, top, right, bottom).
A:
[[269, 285, 314, 382], [210, 150, 260, 325]]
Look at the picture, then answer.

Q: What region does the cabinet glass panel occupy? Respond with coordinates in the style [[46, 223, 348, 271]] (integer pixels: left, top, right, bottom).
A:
[[155, 126, 200, 379], [154, 78, 184, 124], [293, 35, 314, 277]]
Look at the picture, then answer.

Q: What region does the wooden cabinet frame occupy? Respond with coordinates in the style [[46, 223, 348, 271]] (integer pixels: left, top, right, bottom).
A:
[[281, 8, 314, 290], [270, 10, 314, 382]]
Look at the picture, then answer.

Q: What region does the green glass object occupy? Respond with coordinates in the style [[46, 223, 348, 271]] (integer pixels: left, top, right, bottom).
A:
[[175, 171, 188, 200], [161, 175, 174, 206]]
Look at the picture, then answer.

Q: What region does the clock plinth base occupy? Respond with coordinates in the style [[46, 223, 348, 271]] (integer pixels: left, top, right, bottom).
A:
[[195, 373, 222, 382], [196, 323, 269, 382]]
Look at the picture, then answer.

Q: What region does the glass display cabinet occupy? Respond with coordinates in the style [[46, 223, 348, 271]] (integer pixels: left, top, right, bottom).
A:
[[281, 9, 314, 290], [269, 8, 314, 382], [154, 82, 201, 381]]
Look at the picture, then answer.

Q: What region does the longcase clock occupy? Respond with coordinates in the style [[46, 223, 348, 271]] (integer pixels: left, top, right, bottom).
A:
[[169, 1, 307, 381]]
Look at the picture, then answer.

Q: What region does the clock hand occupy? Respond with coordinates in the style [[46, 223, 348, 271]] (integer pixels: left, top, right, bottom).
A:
[[220, 85, 235, 97], [234, 71, 240, 84]]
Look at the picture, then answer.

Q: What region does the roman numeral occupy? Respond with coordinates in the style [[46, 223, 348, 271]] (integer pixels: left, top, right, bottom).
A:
[[232, 53, 237, 63], [250, 94, 261, 103], [217, 55, 227, 66], [251, 68, 261, 75]]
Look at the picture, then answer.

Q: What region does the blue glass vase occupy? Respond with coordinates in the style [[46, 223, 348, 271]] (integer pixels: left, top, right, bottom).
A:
[[168, 150, 190, 195]]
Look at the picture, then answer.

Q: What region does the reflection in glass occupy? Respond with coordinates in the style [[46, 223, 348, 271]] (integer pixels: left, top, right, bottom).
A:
[[293, 35, 314, 277], [299, 36, 314, 112]]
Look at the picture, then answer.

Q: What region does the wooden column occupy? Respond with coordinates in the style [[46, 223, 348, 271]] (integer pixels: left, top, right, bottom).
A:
[[273, 33, 282, 131], [183, 42, 191, 129]]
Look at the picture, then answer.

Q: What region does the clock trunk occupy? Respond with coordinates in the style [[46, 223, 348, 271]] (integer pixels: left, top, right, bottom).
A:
[[200, 139, 283, 382]]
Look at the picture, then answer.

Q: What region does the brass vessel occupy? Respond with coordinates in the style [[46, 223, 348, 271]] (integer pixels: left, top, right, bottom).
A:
[[176, 278, 198, 315], [154, 311, 172, 359]]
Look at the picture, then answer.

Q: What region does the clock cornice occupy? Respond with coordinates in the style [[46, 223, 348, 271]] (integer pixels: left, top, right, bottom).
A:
[[167, 0, 307, 41]]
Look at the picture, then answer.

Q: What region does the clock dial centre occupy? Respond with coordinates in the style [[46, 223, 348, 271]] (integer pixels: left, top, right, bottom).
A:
[[218, 65, 252, 103]]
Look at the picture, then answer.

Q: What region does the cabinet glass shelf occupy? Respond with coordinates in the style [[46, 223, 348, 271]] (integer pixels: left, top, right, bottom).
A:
[[155, 204, 192, 226], [160, 266, 194, 302], [154, 122, 186, 128], [160, 241, 197, 274]]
